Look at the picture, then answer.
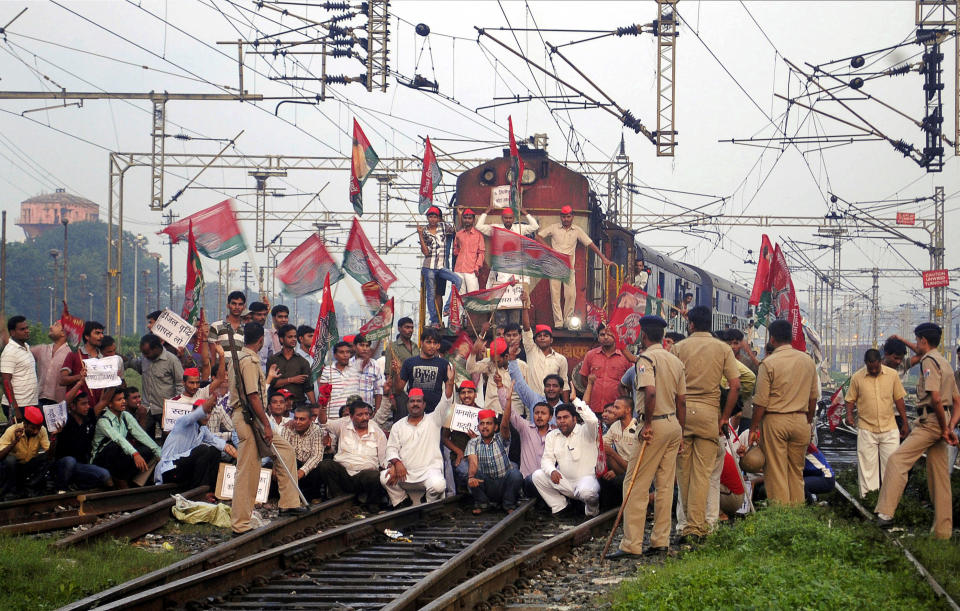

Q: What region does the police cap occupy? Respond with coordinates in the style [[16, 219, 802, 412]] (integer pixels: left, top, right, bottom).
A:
[[639, 315, 668, 328]]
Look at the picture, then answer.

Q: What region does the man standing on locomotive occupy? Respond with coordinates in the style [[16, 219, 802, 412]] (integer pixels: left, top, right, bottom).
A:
[[453, 208, 485, 294], [537, 205, 613, 329]]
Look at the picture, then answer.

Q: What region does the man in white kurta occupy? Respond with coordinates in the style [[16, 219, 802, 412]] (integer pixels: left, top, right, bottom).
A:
[[380, 369, 454, 506], [531, 397, 601, 516]]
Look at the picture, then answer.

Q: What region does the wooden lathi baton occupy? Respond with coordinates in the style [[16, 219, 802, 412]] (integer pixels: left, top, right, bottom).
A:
[[601, 439, 648, 560]]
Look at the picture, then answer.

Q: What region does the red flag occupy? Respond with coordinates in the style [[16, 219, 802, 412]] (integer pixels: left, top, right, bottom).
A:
[[59, 302, 84, 347], [508, 116, 524, 218], [358, 297, 395, 344], [585, 302, 607, 334], [361, 280, 388, 313], [181, 220, 204, 325], [826, 386, 845, 432], [158, 199, 246, 260], [448, 284, 462, 333], [309, 274, 339, 382], [419, 137, 442, 213], [450, 330, 472, 356], [276, 234, 342, 297], [350, 119, 380, 216], [343, 217, 397, 291], [769, 244, 806, 351], [459, 279, 517, 313], [489, 227, 571, 281], [749, 234, 774, 306]]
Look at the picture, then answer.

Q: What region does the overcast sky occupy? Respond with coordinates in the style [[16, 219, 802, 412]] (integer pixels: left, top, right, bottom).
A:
[[0, 1, 956, 329]]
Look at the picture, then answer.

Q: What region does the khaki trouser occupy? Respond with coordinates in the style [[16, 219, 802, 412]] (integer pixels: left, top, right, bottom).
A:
[[549, 277, 576, 328], [231, 411, 301, 533], [677, 401, 720, 536], [761, 412, 810, 505], [620, 415, 682, 553], [875, 414, 952, 539], [676, 436, 724, 532], [856, 428, 900, 497]]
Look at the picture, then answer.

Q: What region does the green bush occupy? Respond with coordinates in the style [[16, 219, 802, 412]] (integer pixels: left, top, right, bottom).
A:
[[611, 505, 944, 610]]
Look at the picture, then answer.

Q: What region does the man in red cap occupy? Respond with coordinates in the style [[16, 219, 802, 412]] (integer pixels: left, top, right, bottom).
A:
[[453, 208, 485, 293], [0, 405, 50, 498], [417, 206, 461, 328], [520, 297, 568, 396], [467, 336, 528, 414], [381, 365, 455, 507], [538, 205, 613, 328], [466, 408, 522, 513]]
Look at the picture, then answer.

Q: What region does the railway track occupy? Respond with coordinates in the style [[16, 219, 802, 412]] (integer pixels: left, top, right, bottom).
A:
[[81, 497, 615, 611], [62, 494, 360, 611], [0, 484, 180, 535]]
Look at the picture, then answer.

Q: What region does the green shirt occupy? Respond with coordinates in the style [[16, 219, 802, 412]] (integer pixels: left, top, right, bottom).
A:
[[92, 409, 160, 459]]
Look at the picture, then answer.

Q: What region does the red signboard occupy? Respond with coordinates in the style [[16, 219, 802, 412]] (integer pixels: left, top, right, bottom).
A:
[[922, 269, 950, 288], [896, 212, 916, 225]]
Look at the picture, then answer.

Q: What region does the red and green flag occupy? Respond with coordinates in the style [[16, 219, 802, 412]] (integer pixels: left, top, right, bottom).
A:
[[749, 234, 775, 327], [350, 118, 380, 216], [768, 244, 806, 351], [357, 297, 394, 344], [309, 273, 339, 383], [361, 280, 388, 314], [343, 217, 397, 290], [489, 226, 572, 281], [159, 199, 246, 260], [276, 233, 341, 297], [59, 302, 84, 347], [180, 220, 205, 325], [459, 279, 517, 313], [508, 115, 524, 218], [418, 136, 442, 214]]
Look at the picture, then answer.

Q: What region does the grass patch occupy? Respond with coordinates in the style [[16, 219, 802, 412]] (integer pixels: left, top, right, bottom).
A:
[[610, 505, 946, 610], [907, 534, 960, 602], [0, 535, 184, 610]]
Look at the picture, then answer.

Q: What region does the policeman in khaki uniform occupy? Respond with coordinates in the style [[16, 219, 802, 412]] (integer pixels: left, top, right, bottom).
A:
[[746, 319, 819, 505], [671, 306, 740, 539], [607, 315, 685, 560], [229, 323, 305, 535], [876, 323, 957, 539]]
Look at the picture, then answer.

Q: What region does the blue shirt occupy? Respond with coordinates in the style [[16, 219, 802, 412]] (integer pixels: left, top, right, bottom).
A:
[[465, 433, 512, 479], [155, 406, 226, 483]]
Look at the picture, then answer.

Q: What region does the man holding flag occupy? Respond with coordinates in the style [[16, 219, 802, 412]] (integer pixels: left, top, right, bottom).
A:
[[538, 205, 613, 328]]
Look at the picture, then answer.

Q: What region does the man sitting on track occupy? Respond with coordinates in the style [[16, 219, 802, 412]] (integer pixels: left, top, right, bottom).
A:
[[465, 408, 523, 514], [91, 389, 161, 487], [53, 381, 113, 491], [313, 398, 388, 510], [0, 405, 51, 498], [530, 389, 601, 518], [380, 366, 455, 508], [280, 404, 326, 502], [155, 396, 236, 501]]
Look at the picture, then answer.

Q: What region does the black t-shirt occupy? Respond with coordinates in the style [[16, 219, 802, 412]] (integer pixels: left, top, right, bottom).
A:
[[266, 351, 312, 404], [400, 355, 449, 413], [56, 412, 97, 463]]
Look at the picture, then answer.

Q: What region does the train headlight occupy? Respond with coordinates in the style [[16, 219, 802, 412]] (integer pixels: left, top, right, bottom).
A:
[[568, 316, 582, 330]]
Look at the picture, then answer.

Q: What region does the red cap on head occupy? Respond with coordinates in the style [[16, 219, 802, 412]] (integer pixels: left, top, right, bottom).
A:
[[534, 324, 553, 336], [462, 208, 475, 216], [477, 409, 497, 421], [490, 337, 508, 357], [277, 388, 293, 398], [183, 367, 200, 378], [426, 206, 442, 216], [408, 388, 425, 398], [458, 380, 477, 391], [23, 405, 43, 426], [342, 335, 355, 344], [560, 205, 573, 214]]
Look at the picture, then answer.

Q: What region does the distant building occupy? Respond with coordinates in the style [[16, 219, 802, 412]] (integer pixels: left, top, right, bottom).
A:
[[16, 189, 99, 239]]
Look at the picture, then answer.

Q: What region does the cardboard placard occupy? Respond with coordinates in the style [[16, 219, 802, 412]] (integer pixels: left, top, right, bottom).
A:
[[84, 356, 123, 389], [151, 308, 197, 350], [162, 399, 194, 432], [215, 463, 271, 503], [492, 272, 524, 309], [446, 403, 482, 435], [490, 185, 511, 208], [43, 401, 68, 434]]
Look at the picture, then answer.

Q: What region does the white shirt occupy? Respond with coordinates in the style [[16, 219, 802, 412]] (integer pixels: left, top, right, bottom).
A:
[[325, 416, 387, 475], [0, 340, 38, 408], [475, 213, 539, 238], [384, 389, 453, 481], [466, 353, 528, 414], [521, 329, 569, 395], [319, 362, 361, 420], [540, 398, 598, 481]]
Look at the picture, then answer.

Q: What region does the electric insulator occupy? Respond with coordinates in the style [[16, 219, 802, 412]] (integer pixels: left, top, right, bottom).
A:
[[322, 1, 350, 9], [331, 49, 353, 58], [416, 23, 430, 36], [886, 64, 911, 76], [323, 74, 350, 84], [328, 37, 354, 47], [850, 56, 865, 68], [328, 25, 347, 37], [616, 24, 640, 36], [849, 77, 864, 90], [328, 12, 354, 23]]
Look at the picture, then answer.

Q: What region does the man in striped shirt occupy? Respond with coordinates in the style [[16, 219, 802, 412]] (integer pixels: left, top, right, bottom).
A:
[[466, 408, 522, 513], [319, 341, 362, 420], [208, 291, 247, 362]]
